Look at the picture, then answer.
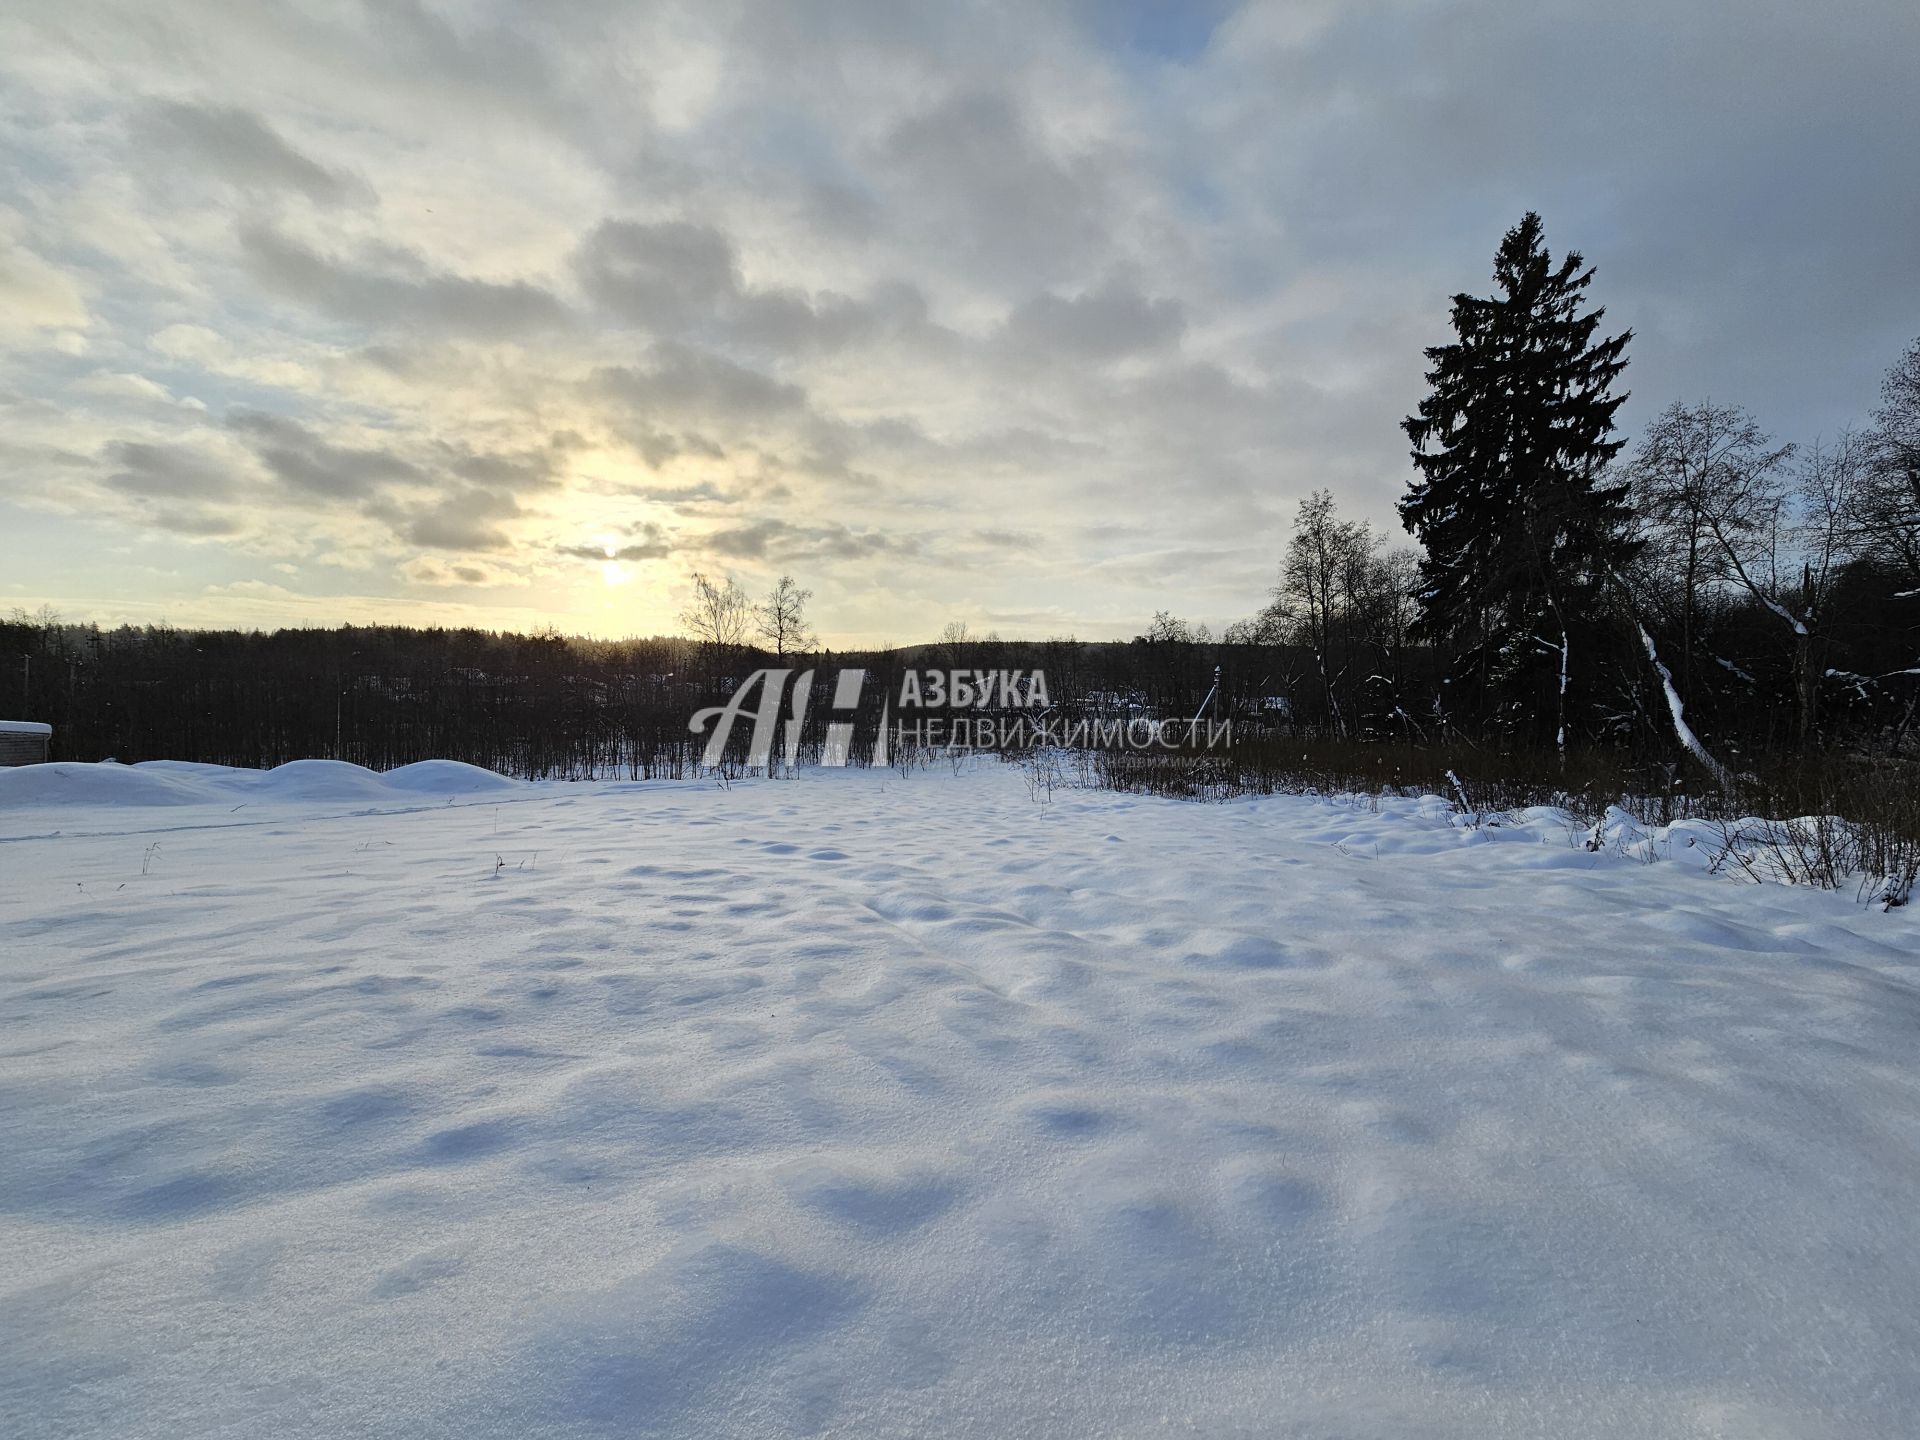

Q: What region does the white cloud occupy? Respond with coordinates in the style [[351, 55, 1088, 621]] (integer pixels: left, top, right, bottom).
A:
[[0, 232, 88, 332]]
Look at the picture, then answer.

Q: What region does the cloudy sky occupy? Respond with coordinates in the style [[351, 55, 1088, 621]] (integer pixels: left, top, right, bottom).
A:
[[2, 1, 1915, 644]]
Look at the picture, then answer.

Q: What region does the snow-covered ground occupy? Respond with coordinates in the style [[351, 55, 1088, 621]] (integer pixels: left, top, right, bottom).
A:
[[2, 759, 1918, 1438]]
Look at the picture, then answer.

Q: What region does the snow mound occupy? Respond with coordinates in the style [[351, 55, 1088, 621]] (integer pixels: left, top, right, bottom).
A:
[[0, 760, 216, 807], [381, 759, 524, 794], [133, 760, 258, 780], [252, 758, 401, 801], [1, 757, 522, 810]]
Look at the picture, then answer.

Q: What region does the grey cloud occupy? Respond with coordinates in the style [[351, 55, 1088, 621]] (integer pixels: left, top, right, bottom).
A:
[[226, 408, 556, 550], [702, 518, 904, 563], [575, 218, 931, 355], [878, 89, 1111, 285], [89, 437, 248, 536], [730, 288, 872, 354], [1087, 543, 1267, 588], [621, 480, 731, 507], [1001, 281, 1186, 361], [969, 527, 1044, 551], [355, 345, 416, 376], [734, 280, 936, 356], [145, 100, 372, 206], [595, 427, 729, 471], [240, 226, 569, 337], [557, 519, 672, 564], [226, 410, 422, 499], [800, 180, 883, 243], [576, 220, 741, 331], [436, 434, 580, 492], [138, 506, 245, 538], [403, 560, 497, 586], [103, 440, 241, 501], [955, 426, 1105, 469], [633, 432, 677, 468], [597, 474, 772, 512], [700, 521, 780, 559], [388, 488, 521, 552], [1115, 361, 1301, 451], [977, 605, 1082, 629], [593, 343, 808, 427], [566, 540, 666, 562]]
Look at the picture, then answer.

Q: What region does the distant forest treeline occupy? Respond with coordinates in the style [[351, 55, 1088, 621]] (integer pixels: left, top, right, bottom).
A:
[[0, 616, 1321, 778], [3, 576, 1913, 784]]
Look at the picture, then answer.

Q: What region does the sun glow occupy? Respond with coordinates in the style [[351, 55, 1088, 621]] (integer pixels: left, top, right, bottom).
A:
[[597, 534, 629, 586]]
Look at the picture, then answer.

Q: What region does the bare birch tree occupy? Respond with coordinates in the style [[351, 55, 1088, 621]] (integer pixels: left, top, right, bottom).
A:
[[756, 575, 816, 658], [681, 572, 754, 654]]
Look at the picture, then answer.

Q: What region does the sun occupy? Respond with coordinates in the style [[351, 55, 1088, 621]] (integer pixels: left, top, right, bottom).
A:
[[597, 535, 628, 586]]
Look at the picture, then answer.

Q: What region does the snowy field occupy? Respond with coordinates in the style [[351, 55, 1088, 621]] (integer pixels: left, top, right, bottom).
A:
[[3, 758, 1918, 1439]]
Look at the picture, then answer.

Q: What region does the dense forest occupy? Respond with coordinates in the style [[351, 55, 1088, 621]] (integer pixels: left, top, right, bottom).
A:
[[0, 614, 1261, 779]]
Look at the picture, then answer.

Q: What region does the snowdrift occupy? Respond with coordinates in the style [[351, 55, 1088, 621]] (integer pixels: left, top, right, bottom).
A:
[[0, 757, 521, 808], [0, 761, 217, 808]]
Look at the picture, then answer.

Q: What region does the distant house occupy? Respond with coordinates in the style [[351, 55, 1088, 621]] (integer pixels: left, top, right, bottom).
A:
[[0, 721, 51, 767]]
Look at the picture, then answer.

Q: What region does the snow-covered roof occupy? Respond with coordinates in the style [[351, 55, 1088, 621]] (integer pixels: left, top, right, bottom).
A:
[[0, 721, 52, 735]]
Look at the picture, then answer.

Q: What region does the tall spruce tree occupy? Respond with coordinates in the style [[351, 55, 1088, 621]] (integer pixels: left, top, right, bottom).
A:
[[1400, 212, 1639, 747]]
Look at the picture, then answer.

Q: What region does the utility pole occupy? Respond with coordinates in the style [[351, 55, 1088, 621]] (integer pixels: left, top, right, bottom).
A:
[[335, 650, 359, 761], [1193, 665, 1221, 724]]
